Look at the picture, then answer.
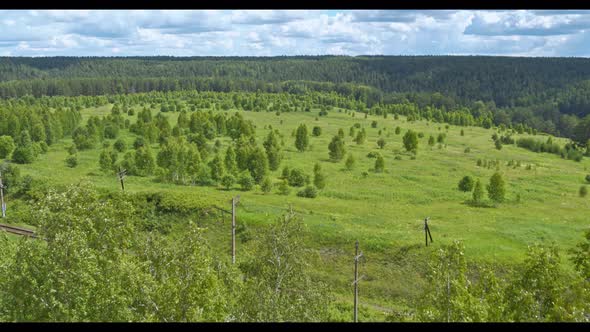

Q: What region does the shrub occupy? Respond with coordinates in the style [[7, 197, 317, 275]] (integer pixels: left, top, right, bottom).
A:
[[221, 174, 235, 190], [288, 168, 309, 187], [114, 139, 127, 153], [377, 138, 386, 149], [374, 155, 385, 173], [487, 172, 506, 203], [403, 130, 418, 153], [328, 135, 346, 161], [345, 154, 355, 170], [367, 151, 380, 158], [297, 185, 318, 198], [395, 127, 401, 135], [278, 180, 291, 195], [312, 126, 322, 137], [0, 136, 15, 159], [238, 171, 255, 191], [261, 177, 273, 194], [371, 121, 378, 128], [472, 179, 484, 203], [585, 174, 590, 183], [65, 155, 78, 168], [580, 186, 588, 198], [464, 147, 471, 153], [458, 176, 474, 192]]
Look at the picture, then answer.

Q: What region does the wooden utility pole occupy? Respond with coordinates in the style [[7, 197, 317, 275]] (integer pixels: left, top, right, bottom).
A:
[[352, 240, 364, 323], [424, 217, 433, 246], [231, 195, 240, 264], [117, 167, 127, 191], [0, 170, 5, 218]]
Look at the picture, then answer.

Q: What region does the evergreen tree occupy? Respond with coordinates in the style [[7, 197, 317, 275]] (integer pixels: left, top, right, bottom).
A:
[[328, 135, 346, 161], [263, 130, 282, 171], [472, 179, 484, 203], [313, 163, 326, 190], [312, 126, 322, 137], [374, 154, 385, 172], [345, 154, 355, 170], [355, 128, 366, 145], [295, 124, 309, 152], [403, 130, 419, 153], [487, 172, 506, 203]]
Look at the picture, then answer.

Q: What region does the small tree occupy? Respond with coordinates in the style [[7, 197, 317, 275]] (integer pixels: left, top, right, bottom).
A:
[[312, 126, 322, 137], [472, 179, 484, 203], [338, 128, 345, 139], [0, 136, 15, 159], [328, 135, 346, 161], [281, 166, 290, 179], [377, 138, 386, 149], [295, 124, 309, 152], [586, 174, 590, 183], [395, 126, 401, 135], [355, 129, 366, 145], [403, 130, 418, 153], [428, 135, 435, 147], [113, 138, 127, 153], [580, 186, 588, 198], [278, 180, 291, 195], [495, 140, 503, 150], [288, 168, 309, 187], [345, 154, 355, 170], [313, 163, 326, 190], [12, 131, 35, 164], [458, 176, 475, 192], [297, 185, 318, 198], [221, 174, 235, 190], [65, 155, 78, 168], [238, 170, 255, 191], [371, 121, 378, 128], [261, 177, 273, 194], [374, 154, 385, 173], [487, 172, 506, 203], [460, 129, 465, 136]]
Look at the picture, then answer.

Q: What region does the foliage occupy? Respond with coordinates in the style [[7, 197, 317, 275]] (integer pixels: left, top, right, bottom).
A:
[[328, 135, 346, 162], [458, 176, 475, 192], [487, 173, 506, 203]]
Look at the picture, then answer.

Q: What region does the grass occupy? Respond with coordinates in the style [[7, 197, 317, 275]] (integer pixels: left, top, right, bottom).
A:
[[7, 104, 590, 321]]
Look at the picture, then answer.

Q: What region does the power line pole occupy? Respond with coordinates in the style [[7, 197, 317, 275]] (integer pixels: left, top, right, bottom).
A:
[[117, 167, 127, 192], [231, 195, 240, 265], [352, 240, 364, 323], [0, 170, 5, 218], [424, 217, 433, 247]]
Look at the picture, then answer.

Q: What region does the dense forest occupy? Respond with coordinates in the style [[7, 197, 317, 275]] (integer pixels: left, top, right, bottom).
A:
[[1, 56, 590, 143]]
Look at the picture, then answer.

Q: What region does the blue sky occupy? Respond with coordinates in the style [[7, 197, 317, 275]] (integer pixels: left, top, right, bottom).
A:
[[0, 10, 589, 57]]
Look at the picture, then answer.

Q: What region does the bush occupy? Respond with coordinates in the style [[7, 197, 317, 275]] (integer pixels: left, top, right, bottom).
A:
[[0, 136, 15, 159], [114, 139, 127, 153], [288, 168, 309, 187], [374, 155, 385, 172], [345, 154, 355, 170], [312, 126, 322, 137], [472, 179, 484, 203], [65, 155, 78, 168], [371, 121, 378, 128], [487, 172, 506, 203], [586, 174, 590, 183], [238, 171, 255, 191], [297, 185, 318, 198], [221, 174, 235, 190], [580, 186, 588, 198], [458, 176, 474, 192], [278, 180, 291, 195], [328, 135, 346, 161], [377, 138, 386, 149], [464, 147, 471, 153], [261, 177, 272, 194]]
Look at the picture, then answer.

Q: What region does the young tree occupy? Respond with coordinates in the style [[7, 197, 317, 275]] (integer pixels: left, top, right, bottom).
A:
[[403, 130, 418, 153], [99, 149, 117, 173], [134, 146, 155, 177], [312, 126, 322, 137], [395, 126, 401, 135], [113, 138, 127, 153], [458, 176, 475, 192], [580, 185, 588, 198], [65, 154, 78, 168], [374, 154, 385, 173], [428, 135, 435, 147], [278, 180, 291, 195], [238, 170, 255, 191], [209, 154, 225, 182], [338, 128, 345, 139], [355, 129, 366, 145], [487, 172, 506, 203], [11, 130, 35, 164], [328, 135, 346, 161], [288, 168, 309, 187], [295, 124, 309, 152], [377, 138, 386, 149], [495, 140, 503, 150], [472, 179, 484, 203], [313, 163, 326, 190], [221, 174, 235, 190], [248, 147, 269, 184], [263, 131, 282, 171], [0, 136, 15, 159], [345, 154, 355, 170], [261, 177, 273, 194], [224, 146, 238, 175]]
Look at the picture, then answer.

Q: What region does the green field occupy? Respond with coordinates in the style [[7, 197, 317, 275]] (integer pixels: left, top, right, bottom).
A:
[[8, 103, 590, 320]]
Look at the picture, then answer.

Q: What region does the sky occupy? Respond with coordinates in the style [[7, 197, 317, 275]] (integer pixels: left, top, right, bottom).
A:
[[1, 10, 590, 57]]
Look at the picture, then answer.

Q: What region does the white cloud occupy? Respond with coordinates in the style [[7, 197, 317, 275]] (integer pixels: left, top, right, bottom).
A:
[[0, 10, 589, 57]]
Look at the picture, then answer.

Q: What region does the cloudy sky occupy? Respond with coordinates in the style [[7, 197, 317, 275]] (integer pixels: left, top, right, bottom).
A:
[[1, 10, 590, 57]]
